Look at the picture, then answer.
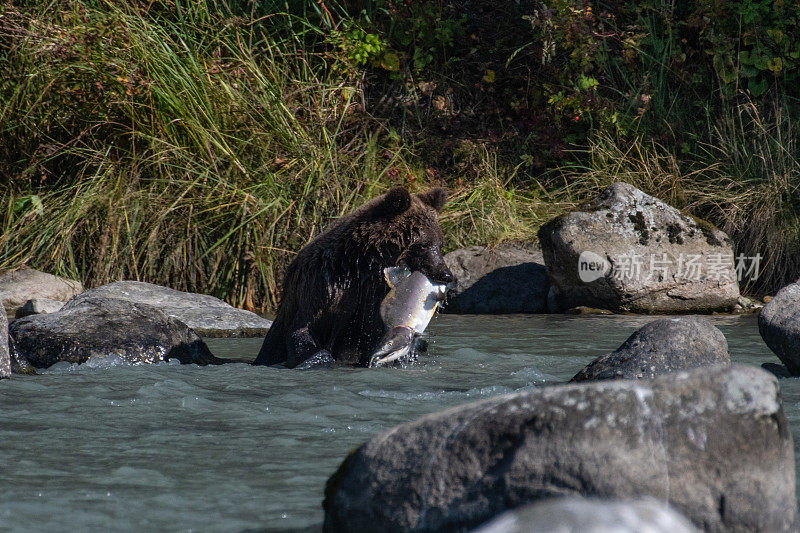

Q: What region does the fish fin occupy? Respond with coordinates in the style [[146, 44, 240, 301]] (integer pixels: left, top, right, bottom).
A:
[[383, 266, 412, 288]]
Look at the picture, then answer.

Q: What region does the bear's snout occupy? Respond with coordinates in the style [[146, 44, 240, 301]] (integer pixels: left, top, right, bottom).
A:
[[428, 265, 456, 287]]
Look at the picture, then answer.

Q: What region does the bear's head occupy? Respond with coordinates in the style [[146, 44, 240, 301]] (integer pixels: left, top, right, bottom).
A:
[[365, 186, 455, 286]]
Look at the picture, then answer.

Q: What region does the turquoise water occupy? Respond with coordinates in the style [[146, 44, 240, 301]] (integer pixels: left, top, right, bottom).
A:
[[0, 314, 796, 531]]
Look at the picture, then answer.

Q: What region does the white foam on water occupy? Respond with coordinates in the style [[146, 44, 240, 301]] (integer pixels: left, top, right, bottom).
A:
[[42, 355, 138, 373]]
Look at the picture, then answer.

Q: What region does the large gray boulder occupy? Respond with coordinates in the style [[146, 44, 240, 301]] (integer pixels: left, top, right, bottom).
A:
[[69, 281, 271, 337], [473, 497, 699, 533], [759, 281, 800, 375], [0, 310, 9, 378], [537, 183, 739, 313], [443, 244, 550, 314], [0, 267, 82, 320], [9, 294, 224, 367], [571, 317, 729, 382], [323, 365, 795, 533]]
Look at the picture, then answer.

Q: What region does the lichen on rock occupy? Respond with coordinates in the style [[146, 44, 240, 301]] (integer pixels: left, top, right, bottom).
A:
[[538, 182, 739, 313]]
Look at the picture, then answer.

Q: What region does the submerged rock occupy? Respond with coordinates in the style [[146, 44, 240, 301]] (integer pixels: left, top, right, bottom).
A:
[[538, 183, 739, 313], [0, 267, 82, 320], [443, 244, 549, 314], [69, 281, 271, 337], [0, 310, 9, 378], [759, 281, 800, 375], [571, 316, 729, 382], [472, 497, 699, 533], [9, 294, 224, 367], [323, 365, 795, 533]]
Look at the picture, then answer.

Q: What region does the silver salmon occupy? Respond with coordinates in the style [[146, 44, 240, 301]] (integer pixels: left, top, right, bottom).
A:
[[369, 267, 448, 367]]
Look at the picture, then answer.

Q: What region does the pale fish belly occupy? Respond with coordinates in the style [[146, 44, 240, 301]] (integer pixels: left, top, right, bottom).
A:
[[370, 268, 448, 367]]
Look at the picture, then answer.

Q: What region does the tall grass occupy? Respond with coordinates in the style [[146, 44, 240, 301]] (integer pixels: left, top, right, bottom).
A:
[[0, 1, 416, 310], [2, 0, 799, 309], [700, 100, 800, 294], [0, 0, 548, 310], [556, 99, 800, 295], [440, 145, 568, 247]]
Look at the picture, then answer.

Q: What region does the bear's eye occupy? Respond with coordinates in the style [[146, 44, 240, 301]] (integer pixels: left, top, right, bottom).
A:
[[403, 243, 431, 261]]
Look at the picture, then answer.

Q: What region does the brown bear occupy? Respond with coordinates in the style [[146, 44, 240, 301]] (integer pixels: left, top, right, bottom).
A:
[[253, 187, 454, 368]]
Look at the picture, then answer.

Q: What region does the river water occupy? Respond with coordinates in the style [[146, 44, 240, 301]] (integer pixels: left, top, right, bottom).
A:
[[1, 314, 797, 532]]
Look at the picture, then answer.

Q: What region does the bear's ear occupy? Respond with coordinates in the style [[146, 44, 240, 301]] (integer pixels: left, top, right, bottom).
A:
[[378, 186, 412, 217], [416, 188, 448, 212]]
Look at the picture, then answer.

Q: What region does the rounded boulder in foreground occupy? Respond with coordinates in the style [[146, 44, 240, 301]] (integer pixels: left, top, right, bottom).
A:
[[323, 365, 795, 533]]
